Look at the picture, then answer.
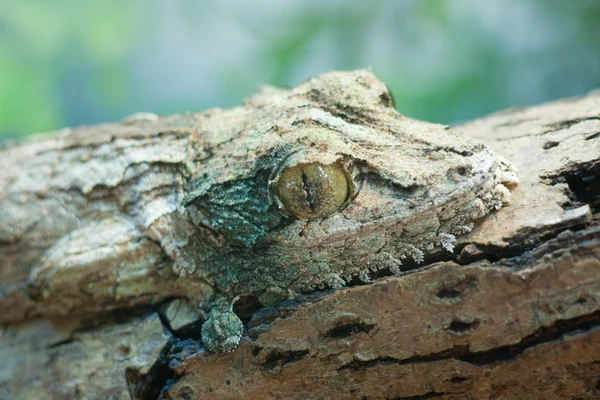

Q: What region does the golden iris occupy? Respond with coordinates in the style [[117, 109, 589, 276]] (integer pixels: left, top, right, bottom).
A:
[[275, 162, 351, 220]]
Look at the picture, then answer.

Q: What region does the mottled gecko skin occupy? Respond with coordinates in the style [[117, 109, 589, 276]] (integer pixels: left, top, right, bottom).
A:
[[0, 70, 517, 353], [182, 71, 518, 352]]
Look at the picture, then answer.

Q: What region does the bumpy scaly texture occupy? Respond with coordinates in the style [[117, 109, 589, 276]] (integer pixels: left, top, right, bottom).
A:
[[182, 71, 517, 351], [184, 72, 517, 292], [0, 70, 517, 353], [201, 304, 244, 353]]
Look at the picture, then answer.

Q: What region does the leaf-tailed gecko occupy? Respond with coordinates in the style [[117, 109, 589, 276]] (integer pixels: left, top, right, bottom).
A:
[[0, 70, 518, 353]]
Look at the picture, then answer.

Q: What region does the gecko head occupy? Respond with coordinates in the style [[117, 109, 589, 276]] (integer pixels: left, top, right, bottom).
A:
[[260, 118, 517, 249], [183, 70, 518, 292]]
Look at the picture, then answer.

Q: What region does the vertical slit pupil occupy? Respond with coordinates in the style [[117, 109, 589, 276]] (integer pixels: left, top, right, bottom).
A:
[[301, 171, 315, 211]]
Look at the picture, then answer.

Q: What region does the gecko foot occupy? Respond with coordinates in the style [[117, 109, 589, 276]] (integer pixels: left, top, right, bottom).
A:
[[201, 305, 244, 354]]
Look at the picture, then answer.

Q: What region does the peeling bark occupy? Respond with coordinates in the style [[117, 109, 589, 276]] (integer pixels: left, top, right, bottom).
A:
[[2, 87, 600, 399]]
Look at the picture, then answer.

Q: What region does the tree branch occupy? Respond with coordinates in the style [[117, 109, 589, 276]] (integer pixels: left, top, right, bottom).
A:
[[2, 87, 600, 399]]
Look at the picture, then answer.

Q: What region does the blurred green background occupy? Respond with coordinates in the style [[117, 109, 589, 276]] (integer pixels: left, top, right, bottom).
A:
[[1, 0, 599, 140]]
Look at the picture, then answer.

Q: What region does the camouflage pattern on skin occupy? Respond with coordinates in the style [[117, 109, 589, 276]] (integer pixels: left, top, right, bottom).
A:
[[181, 71, 518, 352], [0, 70, 518, 353]]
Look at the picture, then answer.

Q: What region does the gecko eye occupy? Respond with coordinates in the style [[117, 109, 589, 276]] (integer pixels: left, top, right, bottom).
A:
[[273, 162, 353, 220]]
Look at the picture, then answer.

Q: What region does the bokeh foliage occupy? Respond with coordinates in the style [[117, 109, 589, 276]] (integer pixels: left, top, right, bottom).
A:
[[1, 0, 599, 139]]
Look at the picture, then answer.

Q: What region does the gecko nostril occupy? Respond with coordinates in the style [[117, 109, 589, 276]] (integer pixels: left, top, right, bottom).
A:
[[447, 166, 470, 182]]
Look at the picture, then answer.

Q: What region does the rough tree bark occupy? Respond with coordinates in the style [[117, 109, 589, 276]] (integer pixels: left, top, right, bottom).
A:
[[1, 85, 600, 399]]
